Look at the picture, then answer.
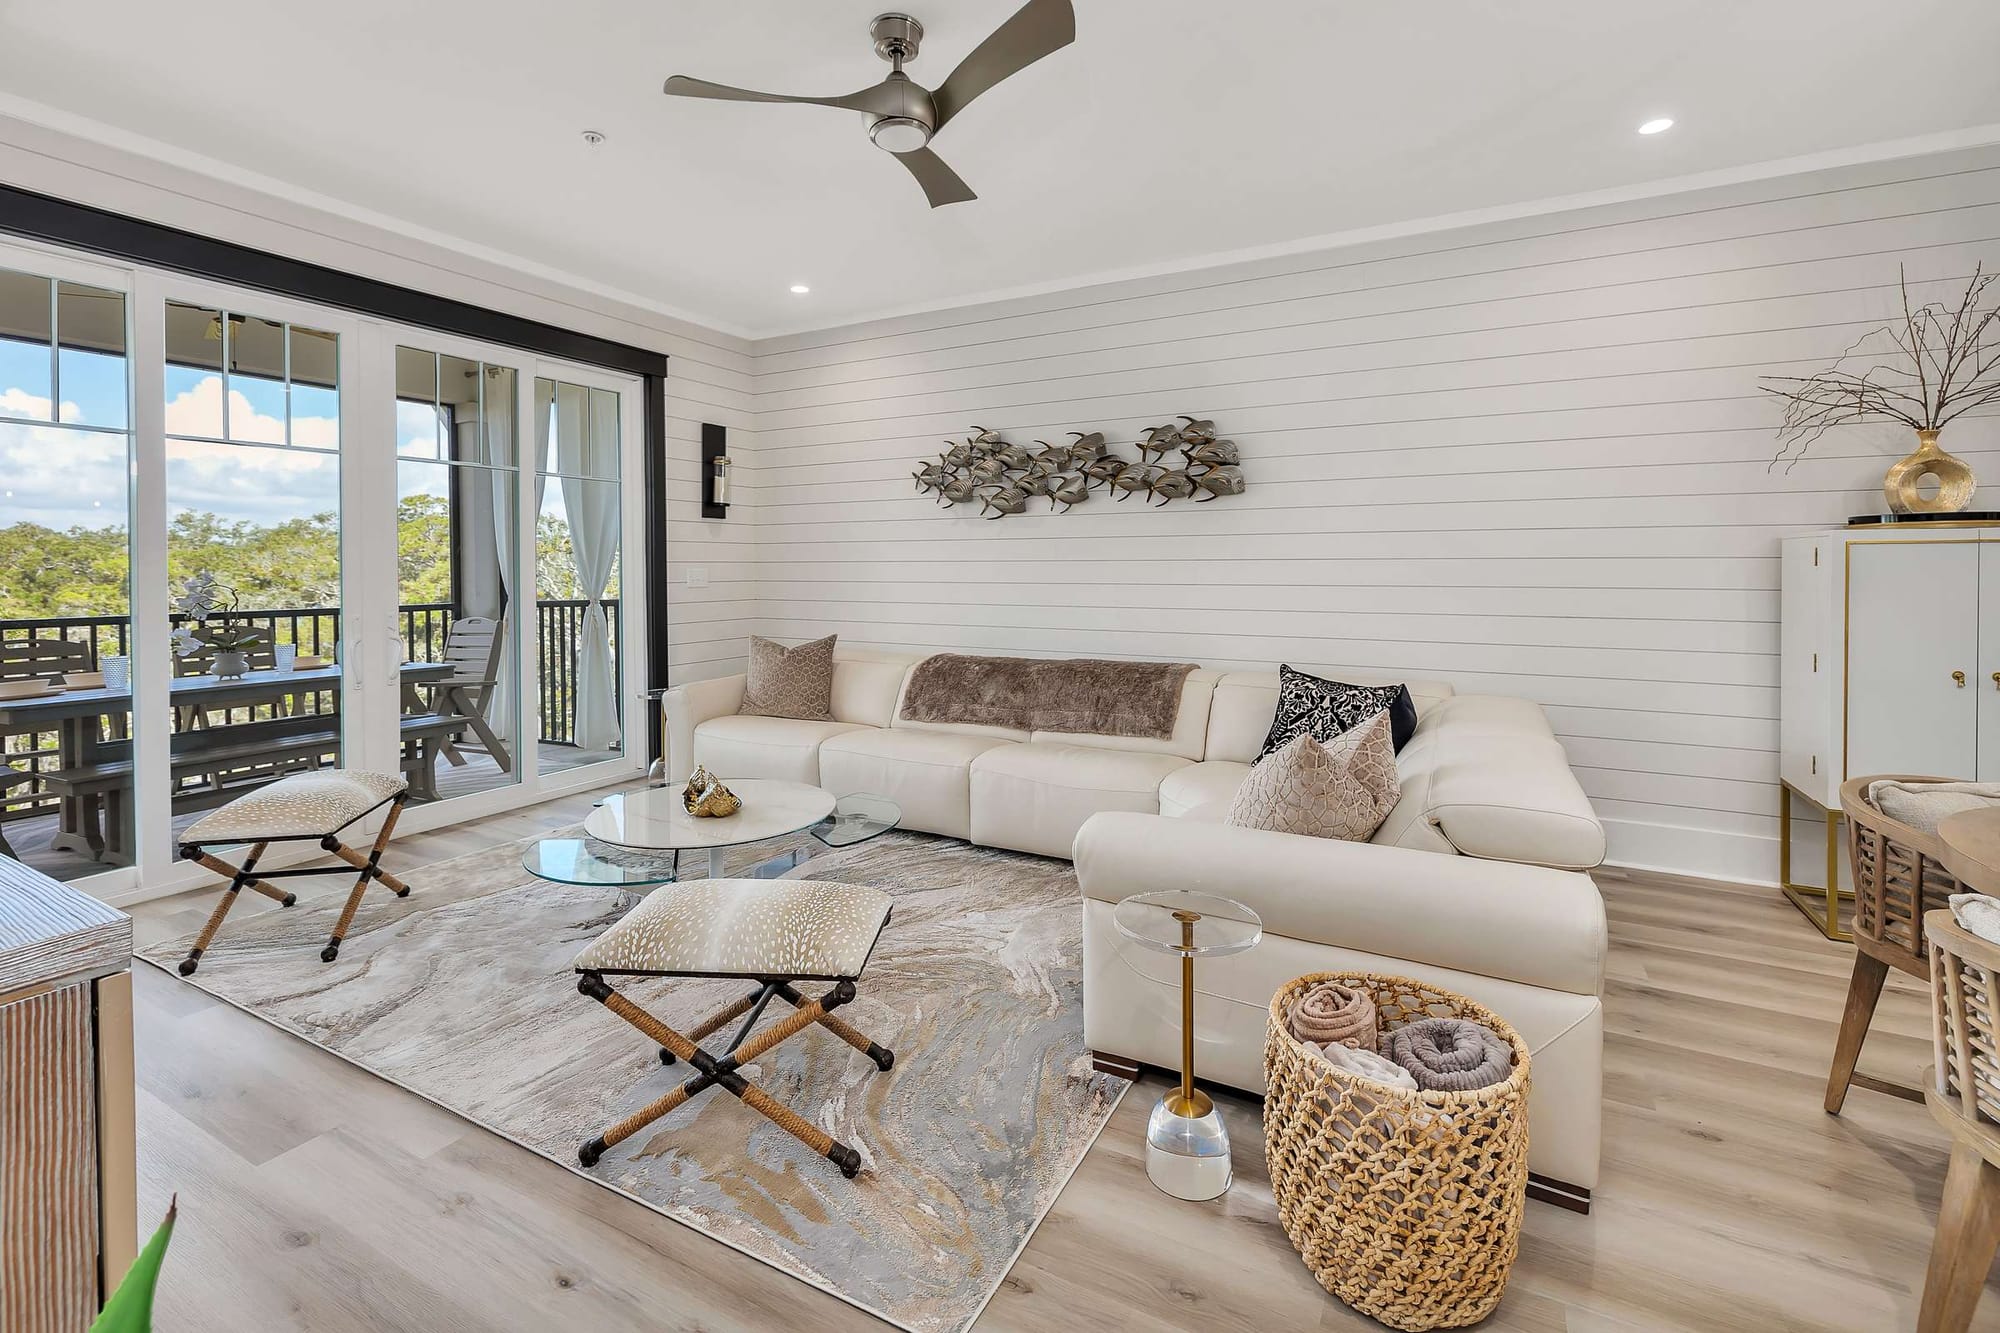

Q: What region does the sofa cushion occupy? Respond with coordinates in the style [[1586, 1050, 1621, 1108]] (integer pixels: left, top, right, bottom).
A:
[[818, 728, 1016, 841], [691, 714, 870, 786], [1159, 761, 1250, 819], [969, 743, 1192, 859], [1206, 670, 1454, 763], [1368, 725, 1457, 855], [1227, 714, 1401, 842], [739, 634, 836, 721], [830, 648, 925, 728], [1030, 669, 1221, 760]]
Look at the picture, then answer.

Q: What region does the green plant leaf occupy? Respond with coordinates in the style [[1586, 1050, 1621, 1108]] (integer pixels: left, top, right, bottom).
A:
[[92, 1197, 175, 1333]]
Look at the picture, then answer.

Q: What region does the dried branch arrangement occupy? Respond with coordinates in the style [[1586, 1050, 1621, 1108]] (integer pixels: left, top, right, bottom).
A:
[[912, 416, 1247, 519], [1760, 265, 2000, 468]]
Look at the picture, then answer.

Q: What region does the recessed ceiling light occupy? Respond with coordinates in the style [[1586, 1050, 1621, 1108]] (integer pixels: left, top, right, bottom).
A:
[[789, 284, 811, 295], [1637, 117, 1674, 136]]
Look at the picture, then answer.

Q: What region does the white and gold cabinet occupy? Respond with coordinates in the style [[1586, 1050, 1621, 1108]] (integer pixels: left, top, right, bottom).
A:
[[1779, 524, 2000, 936]]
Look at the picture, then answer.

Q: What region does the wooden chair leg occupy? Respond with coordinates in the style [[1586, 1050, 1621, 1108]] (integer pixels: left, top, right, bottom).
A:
[[321, 798, 408, 963], [1826, 950, 1892, 1114], [1919, 1139, 2000, 1333]]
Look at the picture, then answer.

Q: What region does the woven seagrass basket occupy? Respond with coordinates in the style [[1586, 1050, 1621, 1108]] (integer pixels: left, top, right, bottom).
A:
[[1842, 775, 1969, 975], [1264, 972, 1531, 1332]]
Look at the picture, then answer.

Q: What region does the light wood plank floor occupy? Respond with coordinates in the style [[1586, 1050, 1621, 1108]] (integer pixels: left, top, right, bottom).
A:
[[122, 787, 2000, 1332]]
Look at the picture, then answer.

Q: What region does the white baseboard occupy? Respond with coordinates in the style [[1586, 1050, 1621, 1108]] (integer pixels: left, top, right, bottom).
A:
[[1601, 817, 1780, 889]]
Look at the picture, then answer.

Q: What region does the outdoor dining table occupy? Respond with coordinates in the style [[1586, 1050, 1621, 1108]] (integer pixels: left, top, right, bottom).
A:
[[0, 661, 456, 865]]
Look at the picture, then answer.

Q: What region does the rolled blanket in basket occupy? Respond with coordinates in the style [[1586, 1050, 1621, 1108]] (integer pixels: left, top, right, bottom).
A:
[[1384, 1018, 1513, 1092], [1288, 981, 1377, 1050], [1868, 779, 2000, 835], [1951, 893, 2000, 945], [1311, 1041, 1418, 1091]]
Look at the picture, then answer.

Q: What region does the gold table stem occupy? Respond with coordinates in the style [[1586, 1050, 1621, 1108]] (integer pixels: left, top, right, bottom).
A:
[[1166, 910, 1211, 1118]]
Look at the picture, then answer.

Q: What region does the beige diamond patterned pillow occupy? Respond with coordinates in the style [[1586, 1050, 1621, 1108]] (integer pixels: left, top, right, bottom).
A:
[[738, 633, 837, 720], [1225, 711, 1401, 842]]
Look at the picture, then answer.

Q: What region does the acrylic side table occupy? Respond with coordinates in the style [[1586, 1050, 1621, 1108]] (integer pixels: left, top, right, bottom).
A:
[[1113, 889, 1263, 1201]]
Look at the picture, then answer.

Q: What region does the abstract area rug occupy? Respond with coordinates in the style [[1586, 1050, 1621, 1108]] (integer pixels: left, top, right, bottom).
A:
[[138, 827, 1127, 1333]]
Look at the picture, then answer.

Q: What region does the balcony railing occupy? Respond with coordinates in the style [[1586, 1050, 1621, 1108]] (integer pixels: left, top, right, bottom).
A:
[[1, 598, 619, 818]]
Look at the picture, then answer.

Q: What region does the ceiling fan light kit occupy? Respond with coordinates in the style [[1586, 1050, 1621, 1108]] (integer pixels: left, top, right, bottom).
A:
[[661, 0, 1076, 207]]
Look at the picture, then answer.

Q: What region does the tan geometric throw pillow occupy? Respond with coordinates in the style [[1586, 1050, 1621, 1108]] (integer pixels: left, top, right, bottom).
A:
[[737, 633, 837, 721], [1224, 711, 1402, 842]]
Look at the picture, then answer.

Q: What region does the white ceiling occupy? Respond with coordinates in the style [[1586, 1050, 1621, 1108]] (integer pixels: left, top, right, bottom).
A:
[[4, 0, 2000, 338]]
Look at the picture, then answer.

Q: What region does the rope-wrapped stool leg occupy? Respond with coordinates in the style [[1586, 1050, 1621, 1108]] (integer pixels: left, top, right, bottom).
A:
[[176, 841, 272, 976], [321, 795, 407, 963], [577, 972, 871, 1178], [776, 980, 895, 1071]]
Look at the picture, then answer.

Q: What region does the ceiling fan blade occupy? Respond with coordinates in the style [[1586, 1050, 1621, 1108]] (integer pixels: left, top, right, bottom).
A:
[[894, 147, 978, 208], [662, 75, 889, 112], [930, 0, 1076, 130]]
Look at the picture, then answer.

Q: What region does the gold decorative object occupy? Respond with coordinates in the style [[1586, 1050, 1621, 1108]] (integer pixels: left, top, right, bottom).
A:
[[681, 765, 742, 818], [1883, 429, 1978, 514], [1761, 265, 2000, 514], [911, 415, 1248, 518]]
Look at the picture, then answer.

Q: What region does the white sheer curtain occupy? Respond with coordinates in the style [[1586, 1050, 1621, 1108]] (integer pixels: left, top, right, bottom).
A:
[[479, 373, 516, 743], [558, 385, 621, 752]]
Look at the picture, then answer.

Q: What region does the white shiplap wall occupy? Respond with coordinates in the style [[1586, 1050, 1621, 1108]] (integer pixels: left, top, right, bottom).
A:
[[747, 145, 2000, 883]]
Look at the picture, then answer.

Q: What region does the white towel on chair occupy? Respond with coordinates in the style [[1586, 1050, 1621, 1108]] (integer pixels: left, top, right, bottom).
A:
[[1868, 780, 2000, 835], [1950, 893, 2000, 946]]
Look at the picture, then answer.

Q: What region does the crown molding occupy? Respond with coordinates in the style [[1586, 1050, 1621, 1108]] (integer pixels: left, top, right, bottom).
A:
[[746, 120, 2000, 344]]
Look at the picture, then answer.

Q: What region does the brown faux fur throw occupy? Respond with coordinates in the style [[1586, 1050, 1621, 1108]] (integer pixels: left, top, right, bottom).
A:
[[898, 654, 1198, 739]]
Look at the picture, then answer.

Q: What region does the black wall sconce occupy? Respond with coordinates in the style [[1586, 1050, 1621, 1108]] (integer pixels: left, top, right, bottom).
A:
[[701, 422, 731, 519]]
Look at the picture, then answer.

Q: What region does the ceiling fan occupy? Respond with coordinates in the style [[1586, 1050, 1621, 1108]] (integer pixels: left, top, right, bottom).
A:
[[661, 0, 1076, 208]]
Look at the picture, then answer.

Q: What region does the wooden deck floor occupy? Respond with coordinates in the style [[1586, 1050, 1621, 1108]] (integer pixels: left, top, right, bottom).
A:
[[120, 789, 2000, 1331]]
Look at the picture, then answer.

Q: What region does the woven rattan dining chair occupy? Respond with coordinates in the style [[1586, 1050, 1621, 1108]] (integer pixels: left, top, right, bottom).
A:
[[1825, 775, 1967, 1114]]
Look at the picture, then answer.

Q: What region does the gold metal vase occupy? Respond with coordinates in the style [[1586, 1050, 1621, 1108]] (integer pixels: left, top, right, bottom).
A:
[[1883, 428, 1977, 514]]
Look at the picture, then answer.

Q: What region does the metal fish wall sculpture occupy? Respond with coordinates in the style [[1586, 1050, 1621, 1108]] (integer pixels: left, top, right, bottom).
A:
[[911, 415, 1247, 519]]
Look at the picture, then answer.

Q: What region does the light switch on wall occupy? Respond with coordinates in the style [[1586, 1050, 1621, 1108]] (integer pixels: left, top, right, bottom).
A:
[[685, 566, 709, 588]]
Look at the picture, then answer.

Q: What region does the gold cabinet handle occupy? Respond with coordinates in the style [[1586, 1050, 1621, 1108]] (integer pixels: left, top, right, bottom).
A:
[[1955, 670, 1968, 687], [1993, 671, 2000, 690]]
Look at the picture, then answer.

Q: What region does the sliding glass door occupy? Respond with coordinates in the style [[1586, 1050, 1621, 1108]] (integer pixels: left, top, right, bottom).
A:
[[393, 341, 521, 807], [0, 244, 649, 896], [534, 372, 630, 775], [0, 250, 137, 881], [160, 297, 350, 862]]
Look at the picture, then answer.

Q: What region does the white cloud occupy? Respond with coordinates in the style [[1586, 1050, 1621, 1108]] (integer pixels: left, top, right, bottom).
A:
[[164, 376, 337, 451]]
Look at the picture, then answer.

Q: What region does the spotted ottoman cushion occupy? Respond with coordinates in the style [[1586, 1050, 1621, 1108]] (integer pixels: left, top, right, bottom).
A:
[[574, 879, 893, 980], [182, 769, 407, 845]]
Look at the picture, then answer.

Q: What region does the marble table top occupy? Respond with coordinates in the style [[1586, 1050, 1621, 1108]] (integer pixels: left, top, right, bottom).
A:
[[584, 780, 838, 852]]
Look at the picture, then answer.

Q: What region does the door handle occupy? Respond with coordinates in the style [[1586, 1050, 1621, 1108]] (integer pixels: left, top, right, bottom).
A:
[[1954, 670, 1968, 687], [1992, 671, 1999, 690]]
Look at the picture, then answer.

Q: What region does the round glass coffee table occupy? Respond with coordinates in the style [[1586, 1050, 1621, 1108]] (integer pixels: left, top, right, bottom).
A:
[[1113, 889, 1263, 1201], [525, 782, 902, 887]]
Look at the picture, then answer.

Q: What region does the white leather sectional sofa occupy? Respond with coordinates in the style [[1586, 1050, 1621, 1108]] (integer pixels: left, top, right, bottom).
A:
[[662, 646, 1610, 1210]]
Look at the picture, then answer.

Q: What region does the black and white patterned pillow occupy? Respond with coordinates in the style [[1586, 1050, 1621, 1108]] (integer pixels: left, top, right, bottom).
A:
[[1255, 664, 1417, 761]]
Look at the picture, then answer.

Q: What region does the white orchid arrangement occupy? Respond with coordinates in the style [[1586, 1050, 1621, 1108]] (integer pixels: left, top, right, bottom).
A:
[[169, 572, 265, 658]]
